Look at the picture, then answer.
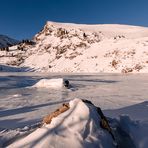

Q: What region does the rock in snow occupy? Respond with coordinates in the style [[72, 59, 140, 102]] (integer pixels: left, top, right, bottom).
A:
[[8, 99, 115, 148]]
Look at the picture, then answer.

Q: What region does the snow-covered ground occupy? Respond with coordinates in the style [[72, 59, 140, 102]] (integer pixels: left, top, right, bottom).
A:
[[1, 21, 148, 147], [0, 73, 148, 147]]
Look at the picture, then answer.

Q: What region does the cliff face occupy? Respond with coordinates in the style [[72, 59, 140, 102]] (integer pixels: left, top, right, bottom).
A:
[[1, 22, 148, 73]]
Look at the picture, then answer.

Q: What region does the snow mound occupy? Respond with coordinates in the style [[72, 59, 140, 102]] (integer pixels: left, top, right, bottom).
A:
[[32, 78, 69, 88], [8, 99, 114, 148]]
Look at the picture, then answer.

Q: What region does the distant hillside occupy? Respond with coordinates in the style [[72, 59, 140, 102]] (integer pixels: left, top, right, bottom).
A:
[[0, 21, 148, 73], [0, 35, 19, 48]]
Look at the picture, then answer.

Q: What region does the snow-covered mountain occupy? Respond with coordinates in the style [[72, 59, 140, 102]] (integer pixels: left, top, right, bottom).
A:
[[0, 35, 18, 48], [1, 21, 148, 73]]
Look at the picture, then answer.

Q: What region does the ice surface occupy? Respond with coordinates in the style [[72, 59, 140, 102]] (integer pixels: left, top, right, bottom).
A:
[[0, 73, 148, 147]]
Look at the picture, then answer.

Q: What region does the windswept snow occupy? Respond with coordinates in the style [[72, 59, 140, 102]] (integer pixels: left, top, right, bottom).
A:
[[6, 99, 148, 148], [44, 21, 148, 39]]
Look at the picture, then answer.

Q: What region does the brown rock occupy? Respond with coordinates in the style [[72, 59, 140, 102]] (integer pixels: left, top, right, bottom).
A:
[[42, 103, 70, 124]]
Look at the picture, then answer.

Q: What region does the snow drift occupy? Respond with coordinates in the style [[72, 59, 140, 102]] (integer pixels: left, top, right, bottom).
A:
[[8, 99, 115, 148], [3, 98, 148, 148], [32, 78, 69, 88]]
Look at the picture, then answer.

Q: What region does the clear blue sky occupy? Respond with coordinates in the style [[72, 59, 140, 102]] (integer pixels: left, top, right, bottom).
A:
[[0, 0, 148, 40]]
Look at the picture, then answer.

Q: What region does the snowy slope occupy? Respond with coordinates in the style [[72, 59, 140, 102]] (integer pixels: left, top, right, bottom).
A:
[[1, 21, 148, 73], [0, 35, 18, 48], [0, 40, 32, 70], [22, 21, 148, 73]]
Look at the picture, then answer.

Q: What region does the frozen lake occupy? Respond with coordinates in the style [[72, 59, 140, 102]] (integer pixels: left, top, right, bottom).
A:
[[0, 72, 148, 129]]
